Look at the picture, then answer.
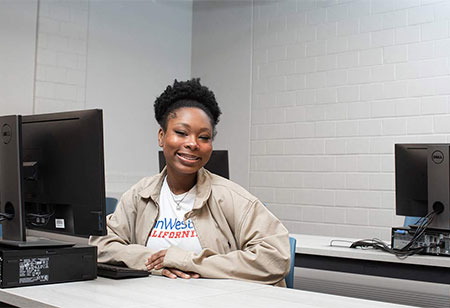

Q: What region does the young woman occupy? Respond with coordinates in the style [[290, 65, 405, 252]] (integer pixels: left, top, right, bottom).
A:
[[89, 79, 290, 286]]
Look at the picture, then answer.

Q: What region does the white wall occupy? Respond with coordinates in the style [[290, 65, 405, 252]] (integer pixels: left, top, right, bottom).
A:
[[21, 0, 193, 197], [85, 1, 193, 195], [250, 0, 450, 240], [0, 0, 37, 115], [191, 0, 252, 188]]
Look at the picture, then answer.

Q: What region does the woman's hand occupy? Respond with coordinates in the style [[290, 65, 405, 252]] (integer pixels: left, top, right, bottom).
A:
[[145, 249, 200, 279], [161, 268, 200, 279], [146, 249, 167, 271]]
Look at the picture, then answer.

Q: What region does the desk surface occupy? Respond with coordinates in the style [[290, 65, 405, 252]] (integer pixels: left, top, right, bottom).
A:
[[0, 276, 414, 308], [291, 234, 450, 267]]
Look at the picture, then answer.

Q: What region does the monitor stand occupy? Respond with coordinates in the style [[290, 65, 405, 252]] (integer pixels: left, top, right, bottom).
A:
[[0, 237, 74, 248]]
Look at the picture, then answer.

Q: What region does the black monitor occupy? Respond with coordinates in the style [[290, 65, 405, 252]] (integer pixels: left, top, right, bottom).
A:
[[395, 144, 450, 230], [158, 150, 229, 179], [0, 109, 106, 247]]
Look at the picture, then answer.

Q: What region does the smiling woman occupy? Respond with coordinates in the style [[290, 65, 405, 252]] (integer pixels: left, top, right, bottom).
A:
[[89, 79, 291, 286]]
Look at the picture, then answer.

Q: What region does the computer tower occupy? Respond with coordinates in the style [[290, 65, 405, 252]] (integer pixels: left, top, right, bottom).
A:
[[0, 244, 97, 288]]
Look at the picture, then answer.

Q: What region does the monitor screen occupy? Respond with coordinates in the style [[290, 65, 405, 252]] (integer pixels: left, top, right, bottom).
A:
[[158, 150, 229, 179], [395, 144, 428, 217], [395, 144, 450, 230], [0, 109, 106, 245]]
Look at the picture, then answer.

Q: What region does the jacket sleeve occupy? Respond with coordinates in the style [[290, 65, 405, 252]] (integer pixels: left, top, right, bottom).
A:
[[88, 189, 154, 271], [163, 200, 290, 285]]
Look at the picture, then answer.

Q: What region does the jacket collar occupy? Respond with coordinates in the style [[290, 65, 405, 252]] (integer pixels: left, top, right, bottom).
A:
[[138, 167, 212, 209]]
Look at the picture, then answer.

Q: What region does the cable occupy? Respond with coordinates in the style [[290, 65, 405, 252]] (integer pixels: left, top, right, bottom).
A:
[[0, 213, 14, 221], [349, 210, 440, 258]]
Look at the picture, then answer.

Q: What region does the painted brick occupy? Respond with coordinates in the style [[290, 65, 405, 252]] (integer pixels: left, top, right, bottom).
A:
[[371, 64, 395, 82], [347, 67, 370, 85], [348, 33, 371, 51], [316, 87, 337, 104], [286, 74, 305, 90], [371, 29, 395, 48], [346, 138, 371, 154], [316, 55, 337, 71], [395, 25, 421, 44], [422, 21, 449, 41], [305, 72, 327, 88], [371, 0, 395, 14], [296, 89, 317, 105], [395, 98, 421, 116], [325, 103, 347, 120], [383, 10, 407, 29], [359, 48, 383, 66], [287, 43, 306, 59], [346, 208, 369, 225], [382, 118, 407, 135], [360, 14, 383, 33], [358, 190, 382, 208], [337, 18, 359, 36], [422, 96, 448, 115], [434, 115, 450, 133], [369, 173, 394, 190], [306, 40, 328, 57], [317, 22, 337, 40], [327, 69, 348, 86], [327, 37, 348, 54], [384, 45, 407, 63], [337, 51, 359, 69], [348, 101, 371, 119], [336, 120, 358, 137], [337, 85, 359, 102], [360, 83, 384, 101], [315, 122, 336, 137], [358, 119, 382, 136], [407, 5, 434, 25], [295, 58, 316, 73]]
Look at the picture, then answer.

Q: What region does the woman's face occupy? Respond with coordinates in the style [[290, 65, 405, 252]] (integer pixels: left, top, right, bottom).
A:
[[158, 107, 213, 176]]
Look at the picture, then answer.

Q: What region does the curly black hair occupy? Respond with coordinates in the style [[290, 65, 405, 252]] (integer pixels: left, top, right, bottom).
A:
[[154, 78, 222, 137]]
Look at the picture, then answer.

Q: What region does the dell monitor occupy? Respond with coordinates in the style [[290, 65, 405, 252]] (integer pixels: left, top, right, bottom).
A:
[[395, 144, 450, 230], [158, 150, 229, 179], [0, 109, 106, 247]]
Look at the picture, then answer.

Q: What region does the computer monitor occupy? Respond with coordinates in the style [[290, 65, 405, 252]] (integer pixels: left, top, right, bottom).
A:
[[158, 150, 229, 179], [0, 109, 106, 247], [395, 144, 450, 230]]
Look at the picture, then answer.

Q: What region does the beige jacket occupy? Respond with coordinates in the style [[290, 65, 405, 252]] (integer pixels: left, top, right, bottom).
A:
[[89, 168, 290, 286]]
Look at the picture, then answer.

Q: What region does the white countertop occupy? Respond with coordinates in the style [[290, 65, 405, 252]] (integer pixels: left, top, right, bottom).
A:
[[291, 234, 450, 267], [0, 275, 416, 308]]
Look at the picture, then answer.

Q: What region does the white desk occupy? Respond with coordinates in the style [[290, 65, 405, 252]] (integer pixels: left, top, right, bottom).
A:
[[290, 234, 450, 308], [0, 275, 414, 308], [291, 234, 450, 283]]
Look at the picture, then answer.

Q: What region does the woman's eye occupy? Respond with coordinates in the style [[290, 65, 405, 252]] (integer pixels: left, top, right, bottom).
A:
[[199, 136, 211, 141], [175, 131, 186, 136]]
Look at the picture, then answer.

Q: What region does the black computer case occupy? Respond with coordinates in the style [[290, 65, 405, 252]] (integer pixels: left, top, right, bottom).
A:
[[0, 244, 97, 288]]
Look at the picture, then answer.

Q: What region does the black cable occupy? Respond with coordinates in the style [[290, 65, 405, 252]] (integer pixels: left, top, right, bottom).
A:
[[349, 210, 439, 258], [0, 213, 14, 221]]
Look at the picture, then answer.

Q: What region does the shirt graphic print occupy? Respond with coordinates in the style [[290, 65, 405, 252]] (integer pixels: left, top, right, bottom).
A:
[[146, 177, 202, 254]]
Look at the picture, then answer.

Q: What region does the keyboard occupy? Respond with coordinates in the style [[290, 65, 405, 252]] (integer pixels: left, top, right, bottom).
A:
[[97, 263, 150, 279]]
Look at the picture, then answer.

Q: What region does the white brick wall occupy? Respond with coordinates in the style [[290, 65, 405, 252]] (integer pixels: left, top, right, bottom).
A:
[[251, 0, 450, 240], [34, 0, 89, 113]]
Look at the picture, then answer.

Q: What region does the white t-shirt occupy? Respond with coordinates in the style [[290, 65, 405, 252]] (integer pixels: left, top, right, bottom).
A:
[[146, 177, 202, 254]]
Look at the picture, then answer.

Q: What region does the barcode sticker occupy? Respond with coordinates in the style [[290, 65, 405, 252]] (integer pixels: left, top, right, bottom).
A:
[[55, 218, 65, 229]]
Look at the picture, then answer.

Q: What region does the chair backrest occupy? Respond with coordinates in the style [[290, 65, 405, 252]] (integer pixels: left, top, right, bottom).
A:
[[158, 150, 229, 179], [286, 236, 296, 288], [105, 197, 119, 215]]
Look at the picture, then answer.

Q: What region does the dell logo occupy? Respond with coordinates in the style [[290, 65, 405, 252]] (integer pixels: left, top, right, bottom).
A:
[[432, 150, 444, 164]]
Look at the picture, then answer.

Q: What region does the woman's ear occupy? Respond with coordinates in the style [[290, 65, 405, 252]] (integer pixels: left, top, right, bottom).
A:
[[158, 128, 164, 147]]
